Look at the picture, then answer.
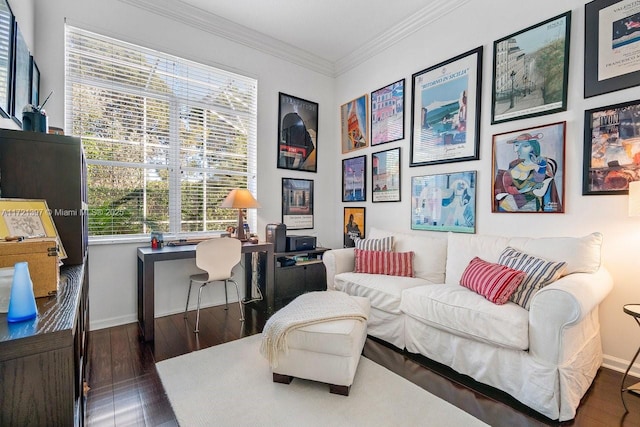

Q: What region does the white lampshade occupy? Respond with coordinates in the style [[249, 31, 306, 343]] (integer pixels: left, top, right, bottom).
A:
[[220, 189, 261, 209], [629, 181, 640, 216]]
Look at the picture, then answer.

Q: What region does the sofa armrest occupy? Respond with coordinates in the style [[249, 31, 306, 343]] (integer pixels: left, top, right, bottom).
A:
[[528, 266, 613, 364], [322, 248, 355, 291]]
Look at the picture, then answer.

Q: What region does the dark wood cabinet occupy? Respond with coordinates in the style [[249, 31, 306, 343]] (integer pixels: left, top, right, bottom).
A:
[[0, 129, 88, 265], [274, 248, 328, 309]]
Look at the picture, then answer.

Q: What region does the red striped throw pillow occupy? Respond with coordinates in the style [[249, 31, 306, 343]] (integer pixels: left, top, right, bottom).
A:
[[354, 249, 414, 277], [459, 257, 525, 305]]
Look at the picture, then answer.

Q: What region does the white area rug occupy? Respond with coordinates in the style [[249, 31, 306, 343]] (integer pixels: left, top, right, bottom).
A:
[[156, 334, 488, 427]]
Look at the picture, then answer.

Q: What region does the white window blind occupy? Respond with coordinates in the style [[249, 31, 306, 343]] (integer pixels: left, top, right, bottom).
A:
[[65, 25, 257, 237]]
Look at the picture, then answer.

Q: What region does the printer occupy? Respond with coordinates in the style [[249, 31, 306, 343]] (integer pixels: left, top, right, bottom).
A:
[[286, 235, 316, 252]]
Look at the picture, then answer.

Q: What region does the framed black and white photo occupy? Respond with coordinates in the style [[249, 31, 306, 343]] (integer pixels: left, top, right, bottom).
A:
[[410, 47, 482, 167], [342, 155, 366, 202], [585, 0, 640, 97], [282, 178, 314, 229], [372, 147, 401, 202], [491, 12, 571, 123], [277, 92, 318, 172]]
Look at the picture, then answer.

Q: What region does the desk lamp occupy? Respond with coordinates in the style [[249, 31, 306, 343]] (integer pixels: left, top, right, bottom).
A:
[[221, 189, 261, 241]]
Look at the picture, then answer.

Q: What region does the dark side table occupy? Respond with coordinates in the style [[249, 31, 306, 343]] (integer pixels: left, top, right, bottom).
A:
[[621, 304, 640, 412]]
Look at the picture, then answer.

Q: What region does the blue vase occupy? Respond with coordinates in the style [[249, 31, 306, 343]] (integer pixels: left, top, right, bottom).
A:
[[7, 262, 37, 323]]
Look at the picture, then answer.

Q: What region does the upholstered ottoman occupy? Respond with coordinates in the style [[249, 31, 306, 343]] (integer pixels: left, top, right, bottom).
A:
[[261, 292, 370, 396]]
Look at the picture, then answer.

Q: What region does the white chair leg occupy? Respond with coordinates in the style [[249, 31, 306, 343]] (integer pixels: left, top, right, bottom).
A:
[[229, 279, 244, 322], [184, 279, 194, 318], [195, 282, 208, 333]]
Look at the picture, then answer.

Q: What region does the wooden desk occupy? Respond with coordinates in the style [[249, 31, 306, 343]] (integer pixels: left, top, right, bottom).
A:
[[137, 241, 274, 342]]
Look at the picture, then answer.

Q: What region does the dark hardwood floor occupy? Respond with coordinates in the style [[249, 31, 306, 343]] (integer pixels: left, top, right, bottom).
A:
[[86, 304, 640, 426]]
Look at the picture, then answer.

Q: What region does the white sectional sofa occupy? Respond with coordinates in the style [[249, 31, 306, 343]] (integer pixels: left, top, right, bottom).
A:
[[322, 228, 613, 421]]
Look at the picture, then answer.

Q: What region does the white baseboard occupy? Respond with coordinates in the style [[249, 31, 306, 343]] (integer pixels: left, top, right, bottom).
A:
[[603, 354, 640, 378]]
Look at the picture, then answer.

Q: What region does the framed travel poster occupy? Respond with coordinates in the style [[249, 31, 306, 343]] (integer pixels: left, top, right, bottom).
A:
[[491, 12, 571, 123], [277, 92, 318, 172], [343, 207, 365, 248], [282, 178, 314, 229], [492, 122, 566, 213], [411, 171, 476, 233], [583, 100, 640, 194], [585, 0, 640, 97], [342, 155, 366, 202], [410, 47, 483, 167], [341, 94, 369, 153], [372, 147, 401, 202], [371, 79, 404, 146]]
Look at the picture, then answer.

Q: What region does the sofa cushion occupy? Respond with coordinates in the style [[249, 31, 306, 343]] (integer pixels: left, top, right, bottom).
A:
[[369, 227, 447, 283], [459, 257, 524, 304], [353, 236, 393, 251], [400, 284, 529, 350], [498, 247, 567, 309], [354, 249, 414, 277], [334, 272, 433, 314]]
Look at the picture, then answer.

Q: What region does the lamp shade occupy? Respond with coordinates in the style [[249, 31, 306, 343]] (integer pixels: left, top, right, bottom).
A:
[[630, 181, 640, 216], [220, 189, 261, 209]]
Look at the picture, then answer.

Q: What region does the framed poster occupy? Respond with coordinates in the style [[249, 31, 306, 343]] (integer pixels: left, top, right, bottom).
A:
[[411, 171, 476, 233], [585, 0, 640, 97], [343, 207, 365, 248], [30, 56, 39, 107], [492, 122, 566, 213], [277, 92, 318, 172], [491, 12, 571, 123], [342, 155, 366, 202], [372, 147, 401, 202], [12, 23, 30, 123], [371, 79, 404, 146], [583, 100, 640, 194], [282, 178, 314, 230], [410, 47, 482, 167], [341, 94, 369, 153], [0, 0, 13, 117]]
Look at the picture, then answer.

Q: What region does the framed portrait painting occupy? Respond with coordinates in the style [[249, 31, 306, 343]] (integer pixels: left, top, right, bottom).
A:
[[277, 92, 318, 172], [371, 79, 404, 146], [411, 171, 476, 234], [282, 178, 314, 229], [583, 100, 640, 194], [410, 47, 482, 167], [492, 122, 566, 213], [491, 12, 571, 123], [342, 155, 366, 202], [585, 0, 640, 97], [341, 94, 369, 153], [343, 207, 365, 248], [372, 147, 401, 202]]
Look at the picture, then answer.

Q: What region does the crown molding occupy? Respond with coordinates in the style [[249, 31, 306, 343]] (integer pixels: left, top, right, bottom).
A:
[[334, 0, 472, 75], [118, 0, 471, 78]]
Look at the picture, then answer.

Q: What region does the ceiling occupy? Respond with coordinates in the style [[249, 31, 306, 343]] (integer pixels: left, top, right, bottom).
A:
[[120, 0, 470, 76]]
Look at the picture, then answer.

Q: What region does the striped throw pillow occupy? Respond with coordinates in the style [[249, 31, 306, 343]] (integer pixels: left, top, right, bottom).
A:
[[353, 236, 393, 252], [498, 247, 567, 310], [459, 257, 525, 305], [354, 249, 414, 277]]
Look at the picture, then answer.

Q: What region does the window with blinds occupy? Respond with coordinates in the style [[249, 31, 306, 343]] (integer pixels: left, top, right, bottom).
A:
[[65, 26, 257, 237]]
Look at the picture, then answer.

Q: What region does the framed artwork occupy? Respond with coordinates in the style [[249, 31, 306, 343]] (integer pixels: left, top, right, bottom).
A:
[[410, 47, 483, 167], [583, 100, 640, 194], [0, 0, 13, 117], [371, 79, 404, 146], [492, 121, 566, 213], [282, 178, 314, 229], [372, 147, 401, 202], [585, 0, 640, 97], [491, 12, 571, 124], [340, 94, 369, 153], [12, 23, 30, 123], [342, 155, 366, 202], [277, 92, 318, 172], [411, 171, 476, 233], [30, 56, 39, 106], [343, 207, 365, 248]]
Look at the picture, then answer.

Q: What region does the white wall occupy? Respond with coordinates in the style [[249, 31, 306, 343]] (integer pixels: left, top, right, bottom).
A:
[[14, 0, 640, 373], [334, 0, 640, 374]]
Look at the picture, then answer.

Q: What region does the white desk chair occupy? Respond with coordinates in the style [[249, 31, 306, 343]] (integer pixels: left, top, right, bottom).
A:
[[184, 237, 244, 333]]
